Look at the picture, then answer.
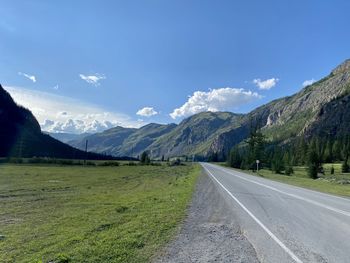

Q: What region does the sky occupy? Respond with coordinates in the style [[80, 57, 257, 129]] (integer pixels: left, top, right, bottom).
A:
[[1, 0, 350, 133]]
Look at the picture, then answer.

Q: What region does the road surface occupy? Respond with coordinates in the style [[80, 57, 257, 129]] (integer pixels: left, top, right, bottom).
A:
[[201, 163, 350, 263]]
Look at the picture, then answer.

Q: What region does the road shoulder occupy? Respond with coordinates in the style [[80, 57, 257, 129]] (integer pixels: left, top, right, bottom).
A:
[[154, 169, 260, 263]]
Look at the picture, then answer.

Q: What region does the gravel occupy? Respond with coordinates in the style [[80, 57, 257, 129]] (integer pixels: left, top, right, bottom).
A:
[[154, 169, 260, 263]]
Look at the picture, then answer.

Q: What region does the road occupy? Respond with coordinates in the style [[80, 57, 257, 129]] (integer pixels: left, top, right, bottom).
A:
[[201, 163, 350, 263]]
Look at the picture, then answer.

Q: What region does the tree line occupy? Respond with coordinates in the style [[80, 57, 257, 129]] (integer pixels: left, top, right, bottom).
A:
[[226, 128, 350, 179]]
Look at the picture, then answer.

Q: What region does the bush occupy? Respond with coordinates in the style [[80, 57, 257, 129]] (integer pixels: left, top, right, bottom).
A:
[[168, 159, 182, 166], [272, 160, 284, 174], [98, 161, 119, 166], [125, 161, 138, 166], [7, 157, 23, 164], [308, 163, 318, 179], [342, 160, 349, 173], [55, 253, 71, 263], [285, 166, 294, 176]]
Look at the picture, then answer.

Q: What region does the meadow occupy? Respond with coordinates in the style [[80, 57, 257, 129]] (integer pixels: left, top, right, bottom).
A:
[[236, 163, 350, 197], [0, 163, 199, 263]]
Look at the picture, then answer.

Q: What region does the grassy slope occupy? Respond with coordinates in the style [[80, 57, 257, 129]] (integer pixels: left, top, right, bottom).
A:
[[0, 164, 199, 263], [226, 163, 350, 197]]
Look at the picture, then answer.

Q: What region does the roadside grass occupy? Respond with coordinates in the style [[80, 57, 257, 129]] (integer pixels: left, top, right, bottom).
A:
[[224, 163, 350, 197], [0, 163, 199, 263]]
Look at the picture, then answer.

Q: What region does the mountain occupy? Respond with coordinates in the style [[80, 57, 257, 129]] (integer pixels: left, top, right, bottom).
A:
[[0, 85, 110, 159], [147, 112, 243, 158], [209, 59, 350, 155], [47, 132, 92, 143], [69, 111, 243, 159], [70, 123, 177, 157], [64, 59, 350, 160]]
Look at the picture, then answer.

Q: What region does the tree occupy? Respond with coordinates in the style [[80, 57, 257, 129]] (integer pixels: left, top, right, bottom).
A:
[[283, 151, 293, 176], [245, 126, 265, 170], [296, 137, 308, 165], [333, 140, 342, 161], [208, 152, 219, 162], [271, 147, 284, 174], [140, 151, 150, 165], [323, 139, 333, 163], [307, 141, 320, 179], [330, 166, 335, 175], [228, 146, 242, 168], [342, 158, 349, 173]]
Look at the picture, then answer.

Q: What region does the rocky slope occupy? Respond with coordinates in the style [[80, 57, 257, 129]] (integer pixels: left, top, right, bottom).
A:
[[208, 59, 350, 155]]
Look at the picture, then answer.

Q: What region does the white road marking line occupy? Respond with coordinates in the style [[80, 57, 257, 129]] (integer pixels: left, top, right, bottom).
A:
[[213, 164, 350, 202], [208, 163, 350, 218], [202, 165, 304, 263]]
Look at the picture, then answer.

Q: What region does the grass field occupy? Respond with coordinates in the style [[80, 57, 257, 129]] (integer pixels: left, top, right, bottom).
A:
[[228, 163, 350, 197], [0, 163, 199, 263]]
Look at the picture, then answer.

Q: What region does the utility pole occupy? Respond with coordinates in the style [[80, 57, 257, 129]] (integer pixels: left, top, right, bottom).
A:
[[84, 139, 88, 165]]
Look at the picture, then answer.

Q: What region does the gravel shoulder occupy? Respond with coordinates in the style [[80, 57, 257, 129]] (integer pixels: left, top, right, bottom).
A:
[[154, 169, 260, 263]]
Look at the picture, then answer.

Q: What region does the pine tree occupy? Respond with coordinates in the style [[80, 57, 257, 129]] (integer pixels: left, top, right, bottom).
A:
[[323, 139, 333, 163], [228, 146, 242, 168], [245, 125, 265, 170], [333, 140, 342, 161], [307, 141, 319, 179], [271, 147, 284, 174], [140, 151, 150, 165]]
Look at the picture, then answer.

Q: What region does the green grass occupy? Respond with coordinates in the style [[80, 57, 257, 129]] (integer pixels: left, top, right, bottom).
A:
[[230, 163, 350, 197], [0, 163, 199, 263]]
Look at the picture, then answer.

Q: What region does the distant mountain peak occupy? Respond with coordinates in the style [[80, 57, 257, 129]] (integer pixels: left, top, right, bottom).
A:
[[332, 58, 350, 75]]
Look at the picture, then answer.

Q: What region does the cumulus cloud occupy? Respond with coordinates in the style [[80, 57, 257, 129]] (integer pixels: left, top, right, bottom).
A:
[[42, 119, 116, 134], [18, 72, 36, 83], [79, 73, 106, 86], [302, 79, 316, 87], [170, 87, 261, 119], [6, 86, 146, 134], [253, 78, 279, 90], [136, 107, 158, 117]]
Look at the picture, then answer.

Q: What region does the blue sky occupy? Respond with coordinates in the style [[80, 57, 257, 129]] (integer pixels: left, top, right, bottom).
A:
[[1, 0, 350, 133]]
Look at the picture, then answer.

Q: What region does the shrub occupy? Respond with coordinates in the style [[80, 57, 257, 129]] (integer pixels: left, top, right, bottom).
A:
[[168, 159, 182, 166], [285, 166, 294, 176], [98, 161, 119, 166], [342, 160, 349, 173], [55, 253, 71, 263]]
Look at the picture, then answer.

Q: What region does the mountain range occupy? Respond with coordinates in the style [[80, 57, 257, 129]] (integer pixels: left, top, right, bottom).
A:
[[64, 59, 350, 160], [2, 59, 350, 160]]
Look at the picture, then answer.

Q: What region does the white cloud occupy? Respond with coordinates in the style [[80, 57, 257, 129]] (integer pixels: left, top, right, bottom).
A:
[[79, 73, 106, 86], [18, 72, 36, 83], [253, 78, 279, 90], [170, 87, 261, 119], [136, 107, 158, 117], [302, 79, 316, 87], [5, 86, 146, 134]]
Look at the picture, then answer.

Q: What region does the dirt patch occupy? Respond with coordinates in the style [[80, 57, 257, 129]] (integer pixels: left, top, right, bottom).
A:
[[154, 169, 260, 263]]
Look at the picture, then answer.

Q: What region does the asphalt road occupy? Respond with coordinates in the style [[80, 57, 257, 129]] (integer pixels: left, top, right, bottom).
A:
[[201, 163, 350, 263]]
